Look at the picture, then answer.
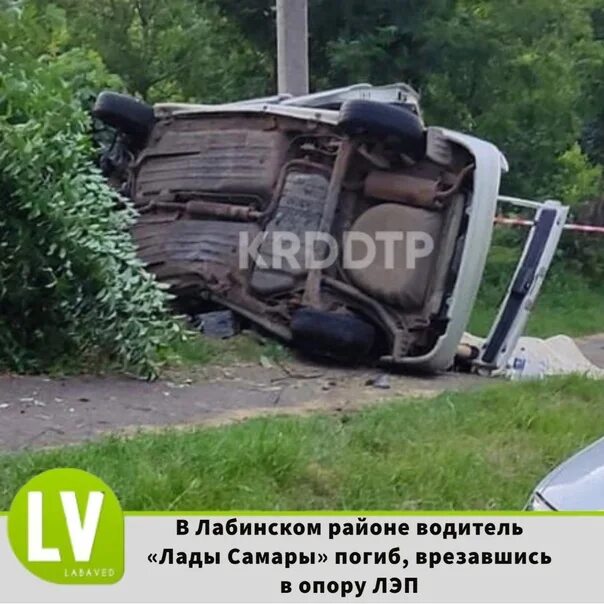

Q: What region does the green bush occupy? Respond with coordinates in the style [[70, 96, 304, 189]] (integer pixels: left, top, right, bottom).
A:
[[0, 7, 179, 375]]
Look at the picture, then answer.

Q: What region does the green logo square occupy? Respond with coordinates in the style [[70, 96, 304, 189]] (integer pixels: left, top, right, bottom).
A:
[[7, 468, 124, 584]]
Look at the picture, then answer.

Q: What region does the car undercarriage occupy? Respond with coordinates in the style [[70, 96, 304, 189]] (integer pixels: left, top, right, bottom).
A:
[[94, 84, 567, 372]]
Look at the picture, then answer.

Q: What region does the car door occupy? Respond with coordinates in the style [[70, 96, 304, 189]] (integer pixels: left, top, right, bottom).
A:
[[476, 197, 569, 371]]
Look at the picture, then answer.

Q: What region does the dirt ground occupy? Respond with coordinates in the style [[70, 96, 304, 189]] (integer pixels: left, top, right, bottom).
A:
[[0, 335, 602, 452]]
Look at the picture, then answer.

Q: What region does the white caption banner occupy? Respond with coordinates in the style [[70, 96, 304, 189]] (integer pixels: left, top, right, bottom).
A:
[[0, 515, 602, 603]]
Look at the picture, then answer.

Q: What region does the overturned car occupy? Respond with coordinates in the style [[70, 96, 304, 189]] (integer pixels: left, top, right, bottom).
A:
[[94, 84, 568, 372]]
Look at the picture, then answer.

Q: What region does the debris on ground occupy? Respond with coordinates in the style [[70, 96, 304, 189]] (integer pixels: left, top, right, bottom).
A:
[[366, 374, 391, 389], [192, 310, 240, 339], [321, 379, 338, 391], [259, 355, 273, 369], [271, 361, 323, 382]]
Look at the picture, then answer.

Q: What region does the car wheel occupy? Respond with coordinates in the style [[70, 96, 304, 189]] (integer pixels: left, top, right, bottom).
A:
[[338, 99, 425, 160], [291, 308, 376, 362], [92, 91, 155, 143]]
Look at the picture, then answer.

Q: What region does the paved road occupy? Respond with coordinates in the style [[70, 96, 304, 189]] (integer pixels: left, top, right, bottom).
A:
[[0, 362, 480, 451], [0, 336, 601, 452]]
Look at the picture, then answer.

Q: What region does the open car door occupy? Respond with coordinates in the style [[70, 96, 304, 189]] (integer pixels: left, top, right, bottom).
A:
[[475, 197, 569, 372]]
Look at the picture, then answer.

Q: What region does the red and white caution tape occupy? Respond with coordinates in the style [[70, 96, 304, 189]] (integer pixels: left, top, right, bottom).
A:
[[495, 215, 604, 234]]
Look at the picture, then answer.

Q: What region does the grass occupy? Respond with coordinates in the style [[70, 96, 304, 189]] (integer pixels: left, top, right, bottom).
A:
[[470, 267, 604, 338], [0, 375, 602, 511], [469, 233, 604, 338], [159, 330, 290, 369]]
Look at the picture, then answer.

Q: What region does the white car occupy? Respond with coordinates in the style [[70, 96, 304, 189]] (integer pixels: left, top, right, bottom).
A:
[[94, 83, 568, 372], [527, 437, 604, 511]]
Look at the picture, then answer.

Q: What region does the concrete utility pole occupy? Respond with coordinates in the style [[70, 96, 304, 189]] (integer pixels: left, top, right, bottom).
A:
[[276, 0, 309, 96]]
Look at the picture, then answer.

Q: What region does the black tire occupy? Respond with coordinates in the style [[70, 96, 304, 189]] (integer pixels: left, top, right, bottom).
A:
[[291, 308, 376, 362], [92, 91, 155, 142], [338, 99, 425, 160]]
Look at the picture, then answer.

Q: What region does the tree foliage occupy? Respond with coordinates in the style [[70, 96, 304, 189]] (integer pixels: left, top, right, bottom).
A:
[[46, 0, 271, 101], [214, 0, 604, 203], [21, 0, 603, 204], [422, 0, 601, 199]]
